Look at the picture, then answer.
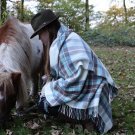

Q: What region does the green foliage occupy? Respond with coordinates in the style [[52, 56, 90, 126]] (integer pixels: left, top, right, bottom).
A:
[[82, 24, 135, 46], [17, 8, 33, 22], [37, 0, 94, 33], [36, 1, 134, 46], [100, 5, 135, 26], [54, 0, 86, 32], [37, 0, 54, 9], [0, 1, 34, 23], [14, 1, 34, 22], [1, 10, 8, 23], [81, 5, 135, 47], [1, 0, 7, 23]]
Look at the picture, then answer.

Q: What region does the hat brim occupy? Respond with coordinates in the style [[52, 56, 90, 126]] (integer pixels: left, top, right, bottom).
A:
[[30, 16, 59, 39]]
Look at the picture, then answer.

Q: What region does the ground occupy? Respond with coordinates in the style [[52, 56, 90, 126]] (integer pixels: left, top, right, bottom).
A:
[[0, 46, 135, 135]]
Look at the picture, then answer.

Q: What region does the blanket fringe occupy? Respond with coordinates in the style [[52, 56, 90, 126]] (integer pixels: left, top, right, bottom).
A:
[[58, 105, 92, 121]]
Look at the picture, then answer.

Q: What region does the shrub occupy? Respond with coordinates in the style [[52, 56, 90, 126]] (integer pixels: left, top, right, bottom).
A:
[[82, 25, 135, 46]]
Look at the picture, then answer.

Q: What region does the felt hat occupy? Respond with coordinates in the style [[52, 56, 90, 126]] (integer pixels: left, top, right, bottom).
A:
[[30, 9, 59, 39]]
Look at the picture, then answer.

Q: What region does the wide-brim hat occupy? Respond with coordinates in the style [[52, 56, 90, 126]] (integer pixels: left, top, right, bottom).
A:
[[30, 9, 59, 39]]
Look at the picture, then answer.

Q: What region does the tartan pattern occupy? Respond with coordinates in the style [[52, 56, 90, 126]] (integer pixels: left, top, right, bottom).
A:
[[40, 24, 118, 133], [93, 83, 114, 133]]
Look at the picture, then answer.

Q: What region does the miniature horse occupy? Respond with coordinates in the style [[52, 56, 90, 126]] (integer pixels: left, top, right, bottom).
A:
[[0, 17, 43, 125]]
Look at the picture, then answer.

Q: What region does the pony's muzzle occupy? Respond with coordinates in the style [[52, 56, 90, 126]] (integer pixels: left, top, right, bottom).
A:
[[0, 114, 12, 128], [0, 116, 7, 128]]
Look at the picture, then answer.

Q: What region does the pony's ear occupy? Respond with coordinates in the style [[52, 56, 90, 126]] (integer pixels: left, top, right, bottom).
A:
[[11, 72, 21, 82]]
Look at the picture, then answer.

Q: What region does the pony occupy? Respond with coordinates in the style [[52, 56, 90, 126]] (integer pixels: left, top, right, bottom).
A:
[[0, 17, 43, 125]]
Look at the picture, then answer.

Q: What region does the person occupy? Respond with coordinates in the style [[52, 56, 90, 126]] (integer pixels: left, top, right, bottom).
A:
[[30, 9, 118, 134]]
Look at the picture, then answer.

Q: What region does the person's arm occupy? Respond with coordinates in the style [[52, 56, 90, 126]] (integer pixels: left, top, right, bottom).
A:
[[42, 64, 88, 106]]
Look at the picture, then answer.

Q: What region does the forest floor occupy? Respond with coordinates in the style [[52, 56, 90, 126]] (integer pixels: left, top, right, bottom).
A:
[[0, 46, 135, 135]]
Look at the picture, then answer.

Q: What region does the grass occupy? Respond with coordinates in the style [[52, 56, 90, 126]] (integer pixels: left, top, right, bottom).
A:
[[92, 46, 135, 134], [0, 46, 135, 135]]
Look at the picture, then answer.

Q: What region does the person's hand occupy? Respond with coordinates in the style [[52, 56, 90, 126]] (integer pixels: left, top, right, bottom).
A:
[[42, 75, 52, 86], [42, 75, 48, 84]]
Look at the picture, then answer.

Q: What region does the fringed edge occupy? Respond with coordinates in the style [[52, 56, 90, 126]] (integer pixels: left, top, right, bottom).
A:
[[58, 105, 106, 134], [58, 105, 93, 121]]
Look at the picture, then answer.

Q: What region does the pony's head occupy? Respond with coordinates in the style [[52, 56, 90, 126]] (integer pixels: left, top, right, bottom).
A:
[[0, 72, 21, 126]]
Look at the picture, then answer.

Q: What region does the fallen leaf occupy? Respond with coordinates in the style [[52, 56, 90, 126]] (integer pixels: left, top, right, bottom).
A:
[[34, 132, 40, 135], [51, 125, 58, 129], [6, 129, 13, 135], [51, 129, 63, 135], [24, 121, 40, 130], [31, 122, 40, 129]]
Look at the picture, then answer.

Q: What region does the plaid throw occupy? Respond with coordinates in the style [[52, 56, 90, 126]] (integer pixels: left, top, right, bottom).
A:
[[40, 24, 118, 133]]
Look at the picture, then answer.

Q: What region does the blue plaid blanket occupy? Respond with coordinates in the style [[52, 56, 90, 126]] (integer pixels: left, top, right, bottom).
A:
[[40, 24, 118, 133]]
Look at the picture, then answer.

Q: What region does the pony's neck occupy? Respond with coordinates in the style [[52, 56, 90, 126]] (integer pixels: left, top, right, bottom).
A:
[[0, 17, 21, 44]]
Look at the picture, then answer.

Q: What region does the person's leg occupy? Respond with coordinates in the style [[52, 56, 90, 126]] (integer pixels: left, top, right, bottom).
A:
[[38, 96, 59, 116]]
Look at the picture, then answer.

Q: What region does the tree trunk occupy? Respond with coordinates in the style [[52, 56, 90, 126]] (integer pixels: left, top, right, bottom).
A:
[[0, 0, 1, 22], [123, 0, 128, 24], [21, 0, 24, 21], [85, 0, 89, 31], [1, 0, 7, 23]]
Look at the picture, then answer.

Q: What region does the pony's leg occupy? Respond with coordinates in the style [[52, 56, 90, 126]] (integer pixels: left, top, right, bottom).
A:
[[29, 73, 39, 98], [26, 74, 39, 109], [16, 79, 28, 114]]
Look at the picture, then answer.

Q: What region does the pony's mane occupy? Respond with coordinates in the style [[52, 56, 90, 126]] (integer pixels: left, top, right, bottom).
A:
[[0, 17, 25, 44], [0, 17, 32, 80]]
